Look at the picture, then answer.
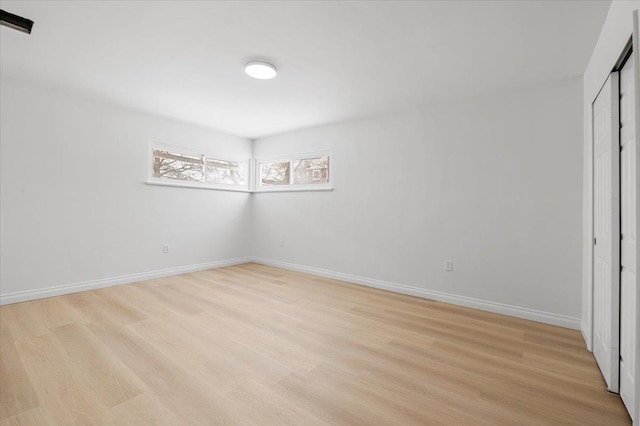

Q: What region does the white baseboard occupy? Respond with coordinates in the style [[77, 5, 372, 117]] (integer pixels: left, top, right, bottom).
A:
[[250, 257, 582, 330], [0, 257, 251, 306], [1, 256, 582, 331]]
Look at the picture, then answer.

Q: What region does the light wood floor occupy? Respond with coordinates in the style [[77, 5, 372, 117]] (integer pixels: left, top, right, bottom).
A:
[[0, 263, 632, 425]]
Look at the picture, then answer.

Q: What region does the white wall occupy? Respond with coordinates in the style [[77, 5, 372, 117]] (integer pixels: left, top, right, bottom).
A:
[[582, 0, 639, 350], [252, 77, 584, 325], [0, 74, 585, 327], [0, 77, 252, 302]]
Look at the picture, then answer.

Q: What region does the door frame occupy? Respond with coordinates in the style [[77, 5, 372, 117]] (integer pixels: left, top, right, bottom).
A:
[[583, 6, 639, 424], [588, 16, 640, 423], [632, 11, 639, 425]]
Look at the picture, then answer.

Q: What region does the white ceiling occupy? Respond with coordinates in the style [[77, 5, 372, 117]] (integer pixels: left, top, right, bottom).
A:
[[0, 0, 610, 139]]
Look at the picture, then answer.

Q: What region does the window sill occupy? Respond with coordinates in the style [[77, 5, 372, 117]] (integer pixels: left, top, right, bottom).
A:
[[145, 179, 333, 194], [145, 180, 251, 193], [253, 185, 333, 193]]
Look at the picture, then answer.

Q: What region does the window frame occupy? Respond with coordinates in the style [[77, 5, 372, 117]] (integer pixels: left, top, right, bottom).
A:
[[146, 142, 251, 192], [253, 150, 332, 193]]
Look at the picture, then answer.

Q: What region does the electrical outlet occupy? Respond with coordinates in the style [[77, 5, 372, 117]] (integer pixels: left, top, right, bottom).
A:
[[444, 259, 453, 271], [163, 244, 170, 254], [279, 240, 285, 248]]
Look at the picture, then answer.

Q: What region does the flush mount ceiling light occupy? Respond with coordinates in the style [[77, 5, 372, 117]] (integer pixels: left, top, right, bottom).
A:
[[245, 62, 277, 80]]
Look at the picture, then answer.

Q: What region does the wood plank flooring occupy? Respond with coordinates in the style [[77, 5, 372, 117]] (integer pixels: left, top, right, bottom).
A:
[[0, 263, 632, 425]]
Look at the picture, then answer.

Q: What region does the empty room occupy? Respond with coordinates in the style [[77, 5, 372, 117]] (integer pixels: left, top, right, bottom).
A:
[[1, 0, 639, 424]]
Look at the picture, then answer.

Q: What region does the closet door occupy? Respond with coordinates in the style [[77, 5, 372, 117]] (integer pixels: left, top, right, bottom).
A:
[[592, 72, 621, 393]]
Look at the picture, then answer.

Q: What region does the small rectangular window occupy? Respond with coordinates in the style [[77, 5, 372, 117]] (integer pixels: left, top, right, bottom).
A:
[[149, 145, 249, 191], [260, 161, 291, 186], [255, 151, 331, 192], [153, 149, 204, 182], [205, 158, 247, 185], [293, 156, 329, 185]]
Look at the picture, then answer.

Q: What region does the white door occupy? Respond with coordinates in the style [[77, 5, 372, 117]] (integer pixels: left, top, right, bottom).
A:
[[620, 52, 637, 419], [593, 72, 621, 393]]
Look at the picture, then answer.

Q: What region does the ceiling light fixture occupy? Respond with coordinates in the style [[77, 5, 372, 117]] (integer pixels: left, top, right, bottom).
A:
[[245, 62, 277, 80]]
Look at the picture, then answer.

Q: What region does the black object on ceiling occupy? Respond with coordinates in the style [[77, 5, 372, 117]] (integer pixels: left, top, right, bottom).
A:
[[0, 9, 34, 34]]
